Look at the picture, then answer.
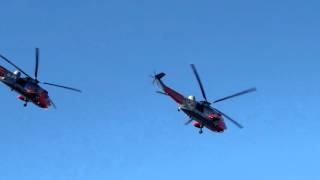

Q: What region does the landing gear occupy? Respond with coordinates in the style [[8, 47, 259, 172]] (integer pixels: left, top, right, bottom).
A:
[[23, 101, 28, 107], [199, 127, 203, 134]]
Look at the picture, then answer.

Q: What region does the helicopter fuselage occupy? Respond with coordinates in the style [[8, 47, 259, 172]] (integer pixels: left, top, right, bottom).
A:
[[179, 103, 226, 132], [155, 74, 226, 133], [0, 66, 51, 108]]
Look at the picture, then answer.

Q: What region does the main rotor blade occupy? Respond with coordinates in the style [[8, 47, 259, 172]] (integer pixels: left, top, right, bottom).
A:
[[185, 119, 193, 125], [43, 82, 82, 93], [214, 108, 243, 129], [0, 53, 32, 78], [190, 64, 208, 101], [213, 87, 256, 103], [49, 98, 57, 109], [35, 48, 39, 80]]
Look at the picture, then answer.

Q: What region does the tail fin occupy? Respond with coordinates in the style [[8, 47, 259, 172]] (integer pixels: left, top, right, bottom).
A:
[[152, 72, 166, 89], [155, 73, 166, 80]]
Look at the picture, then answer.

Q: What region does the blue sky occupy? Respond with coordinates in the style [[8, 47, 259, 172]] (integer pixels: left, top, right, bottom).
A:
[[0, 0, 320, 179]]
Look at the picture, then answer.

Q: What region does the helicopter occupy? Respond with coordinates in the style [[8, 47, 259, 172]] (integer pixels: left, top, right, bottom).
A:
[[152, 64, 256, 134], [0, 48, 81, 109]]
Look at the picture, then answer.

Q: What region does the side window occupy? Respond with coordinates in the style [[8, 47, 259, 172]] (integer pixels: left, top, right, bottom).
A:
[[195, 103, 204, 112]]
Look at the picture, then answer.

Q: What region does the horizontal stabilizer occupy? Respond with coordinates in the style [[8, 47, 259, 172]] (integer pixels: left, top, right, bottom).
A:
[[156, 91, 168, 96]]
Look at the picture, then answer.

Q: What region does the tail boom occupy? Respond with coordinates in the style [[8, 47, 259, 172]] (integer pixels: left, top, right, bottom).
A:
[[163, 86, 185, 104], [155, 73, 185, 105]]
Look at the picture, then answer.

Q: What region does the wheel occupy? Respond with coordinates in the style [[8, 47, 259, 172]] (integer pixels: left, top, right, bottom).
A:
[[199, 129, 203, 134]]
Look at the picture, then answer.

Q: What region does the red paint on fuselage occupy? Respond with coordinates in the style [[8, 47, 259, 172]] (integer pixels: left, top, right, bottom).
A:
[[23, 82, 51, 108], [206, 113, 226, 132], [18, 89, 50, 108], [163, 86, 185, 105], [205, 120, 226, 132], [193, 117, 226, 133], [0, 66, 5, 76], [36, 91, 50, 108], [193, 121, 201, 128], [18, 92, 50, 108], [208, 113, 221, 120], [18, 95, 26, 101]]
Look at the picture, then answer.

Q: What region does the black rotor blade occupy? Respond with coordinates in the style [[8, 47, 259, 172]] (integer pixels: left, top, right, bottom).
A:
[[213, 87, 256, 103], [43, 82, 82, 93], [156, 91, 168, 96], [150, 70, 157, 85], [190, 64, 208, 101], [185, 119, 193, 125], [35, 48, 39, 80], [0, 53, 32, 78], [150, 75, 156, 85], [49, 98, 57, 109], [214, 108, 243, 129]]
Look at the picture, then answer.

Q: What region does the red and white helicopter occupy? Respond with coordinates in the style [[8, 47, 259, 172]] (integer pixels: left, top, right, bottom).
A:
[[153, 64, 256, 134], [0, 48, 81, 108]]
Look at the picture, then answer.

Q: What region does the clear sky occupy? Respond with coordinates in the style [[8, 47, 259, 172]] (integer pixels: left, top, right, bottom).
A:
[[0, 0, 319, 179]]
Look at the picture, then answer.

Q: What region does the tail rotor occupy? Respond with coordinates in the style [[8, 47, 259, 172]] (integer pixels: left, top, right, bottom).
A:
[[150, 71, 166, 86], [149, 71, 157, 85]]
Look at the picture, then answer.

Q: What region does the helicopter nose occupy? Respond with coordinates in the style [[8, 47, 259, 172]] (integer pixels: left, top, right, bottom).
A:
[[38, 92, 50, 108], [218, 121, 227, 131]]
